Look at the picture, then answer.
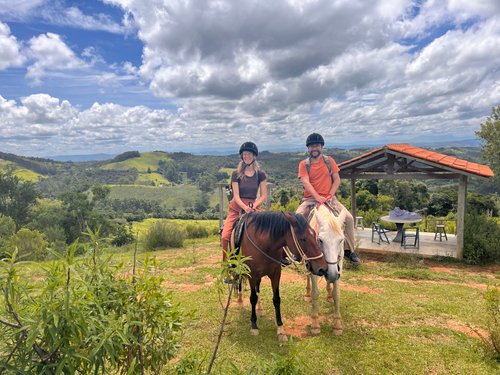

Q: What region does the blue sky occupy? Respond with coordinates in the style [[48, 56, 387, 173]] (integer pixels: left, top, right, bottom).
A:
[[0, 0, 499, 157]]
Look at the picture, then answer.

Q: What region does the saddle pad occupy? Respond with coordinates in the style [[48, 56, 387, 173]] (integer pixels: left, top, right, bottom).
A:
[[231, 214, 247, 249]]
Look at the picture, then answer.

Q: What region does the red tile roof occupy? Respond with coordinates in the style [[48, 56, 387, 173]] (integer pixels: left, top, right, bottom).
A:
[[339, 143, 494, 178]]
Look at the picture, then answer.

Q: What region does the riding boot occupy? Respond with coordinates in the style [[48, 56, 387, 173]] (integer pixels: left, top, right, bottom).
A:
[[344, 249, 361, 265]]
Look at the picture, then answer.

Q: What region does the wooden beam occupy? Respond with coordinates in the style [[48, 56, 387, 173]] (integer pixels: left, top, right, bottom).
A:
[[340, 173, 462, 180], [456, 175, 467, 259], [350, 178, 356, 218]]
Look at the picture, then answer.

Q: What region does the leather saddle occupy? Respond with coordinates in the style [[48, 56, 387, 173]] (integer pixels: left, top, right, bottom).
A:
[[230, 214, 248, 251]]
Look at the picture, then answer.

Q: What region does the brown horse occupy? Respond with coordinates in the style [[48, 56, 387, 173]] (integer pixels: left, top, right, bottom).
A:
[[237, 211, 328, 341]]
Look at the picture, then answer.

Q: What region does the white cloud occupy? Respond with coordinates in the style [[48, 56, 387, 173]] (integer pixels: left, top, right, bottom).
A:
[[41, 5, 128, 34], [0, 0, 45, 20], [2, 0, 500, 154], [0, 22, 25, 69], [26, 33, 86, 83]]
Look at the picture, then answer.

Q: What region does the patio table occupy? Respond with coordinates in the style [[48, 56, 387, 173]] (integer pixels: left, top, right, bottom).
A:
[[380, 215, 422, 243]]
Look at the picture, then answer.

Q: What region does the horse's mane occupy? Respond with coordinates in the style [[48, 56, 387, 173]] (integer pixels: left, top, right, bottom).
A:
[[311, 205, 343, 234], [248, 211, 306, 241]]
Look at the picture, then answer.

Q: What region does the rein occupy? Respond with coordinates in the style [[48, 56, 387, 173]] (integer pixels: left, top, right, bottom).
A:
[[242, 214, 323, 265], [309, 205, 343, 266]]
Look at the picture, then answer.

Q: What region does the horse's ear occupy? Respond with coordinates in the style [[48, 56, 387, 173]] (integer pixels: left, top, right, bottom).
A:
[[282, 211, 296, 225]]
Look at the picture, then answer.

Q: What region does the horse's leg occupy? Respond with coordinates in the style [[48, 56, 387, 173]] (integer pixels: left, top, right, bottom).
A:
[[256, 278, 263, 316], [326, 281, 333, 302], [237, 279, 243, 305], [270, 272, 287, 342], [304, 274, 312, 302], [250, 279, 259, 335], [310, 274, 321, 335], [332, 279, 343, 335]]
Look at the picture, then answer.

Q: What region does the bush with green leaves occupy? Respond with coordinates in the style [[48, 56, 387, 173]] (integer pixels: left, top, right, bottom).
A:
[[111, 223, 135, 246], [3, 228, 48, 261], [144, 221, 186, 250], [0, 214, 16, 249], [463, 213, 500, 264], [0, 229, 184, 374], [484, 286, 500, 358], [185, 223, 209, 239]]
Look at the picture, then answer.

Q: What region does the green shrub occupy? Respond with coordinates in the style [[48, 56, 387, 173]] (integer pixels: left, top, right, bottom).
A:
[[0, 214, 15, 249], [247, 343, 306, 374], [144, 221, 186, 250], [0, 231, 184, 373], [111, 223, 135, 246], [185, 223, 209, 239], [358, 209, 393, 230], [4, 228, 48, 261], [463, 213, 500, 264], [485, 286, 500, 358]]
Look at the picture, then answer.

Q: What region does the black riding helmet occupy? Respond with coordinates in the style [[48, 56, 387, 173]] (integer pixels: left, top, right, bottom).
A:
[[239, 141, 258, 157], [306, 133, 325, 147]]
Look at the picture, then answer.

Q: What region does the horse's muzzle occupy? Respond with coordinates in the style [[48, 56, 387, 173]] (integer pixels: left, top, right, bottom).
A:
[[325, 270, 340, 282], [306, 262, 327, 277]]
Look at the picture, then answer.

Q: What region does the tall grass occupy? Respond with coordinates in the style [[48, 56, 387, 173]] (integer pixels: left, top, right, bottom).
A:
[[144, 221, 186, 250]]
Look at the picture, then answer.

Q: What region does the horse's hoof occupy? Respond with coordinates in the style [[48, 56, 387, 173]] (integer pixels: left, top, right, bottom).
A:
[[304, 295, 312, 302], [333, 328, 343, 336], [278, 333, 288, 342], [250, 329, 259, 336]]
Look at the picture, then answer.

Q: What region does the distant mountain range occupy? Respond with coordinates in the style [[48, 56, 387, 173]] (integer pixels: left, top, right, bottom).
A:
[[48, 154, 117, 162], [45, 138, 481, 161]]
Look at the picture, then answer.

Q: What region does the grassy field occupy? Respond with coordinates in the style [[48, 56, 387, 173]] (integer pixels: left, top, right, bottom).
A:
[[108, 184, 201, 204], [104, 243, 500, 374], [100, 151, 170, 172], [132, 218, 220, 245], [135, 171, 169, 186], [0, 160, 45, 182], [4, 241, 500, 374]]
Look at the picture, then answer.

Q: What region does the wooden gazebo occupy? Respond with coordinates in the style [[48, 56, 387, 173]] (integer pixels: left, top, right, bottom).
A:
[[338, 144, 494, 259]]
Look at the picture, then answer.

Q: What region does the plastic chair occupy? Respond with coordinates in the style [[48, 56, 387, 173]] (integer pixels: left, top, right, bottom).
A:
[[434, 221, 448, 241], [371, 222, 390, 244], [402, 227, 419, 249]]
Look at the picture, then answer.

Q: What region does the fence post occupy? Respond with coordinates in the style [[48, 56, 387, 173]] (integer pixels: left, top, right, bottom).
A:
[[216, 182, 226, 230]]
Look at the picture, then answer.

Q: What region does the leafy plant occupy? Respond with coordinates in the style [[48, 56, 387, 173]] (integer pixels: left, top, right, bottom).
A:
[[484, 286, 500, 358], [0, 228, 184, 374], [463, 213, 500, 264], [3, 228, 48, 261], [111, 223, 135, 246]]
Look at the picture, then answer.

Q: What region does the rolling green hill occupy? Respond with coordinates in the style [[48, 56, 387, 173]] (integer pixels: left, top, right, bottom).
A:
[[0, 159, 46, 182], [100, 151, 170, 172]]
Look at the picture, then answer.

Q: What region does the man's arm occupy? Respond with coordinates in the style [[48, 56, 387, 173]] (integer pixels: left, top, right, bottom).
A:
[[299, 174, 329, 203]]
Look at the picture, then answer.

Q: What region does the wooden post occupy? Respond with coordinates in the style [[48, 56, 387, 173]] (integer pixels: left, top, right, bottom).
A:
[[265, 183, 273, 211], [350, 178, 356, 218], [216, 182, 226, 230], [456, 175, 467, 259]]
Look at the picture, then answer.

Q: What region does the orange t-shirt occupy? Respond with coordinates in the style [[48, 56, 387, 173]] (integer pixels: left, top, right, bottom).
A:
[[298, 156, 340, 198]]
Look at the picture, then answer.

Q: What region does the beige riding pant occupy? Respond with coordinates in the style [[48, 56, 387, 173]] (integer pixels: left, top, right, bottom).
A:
[[296, 198, 356, 253]]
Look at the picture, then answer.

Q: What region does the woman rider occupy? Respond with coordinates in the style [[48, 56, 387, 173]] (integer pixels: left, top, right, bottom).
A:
[[220, 142, 267, 260]]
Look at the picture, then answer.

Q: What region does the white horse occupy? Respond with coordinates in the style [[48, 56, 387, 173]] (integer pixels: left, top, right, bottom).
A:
[[305, 203, 347, 335]]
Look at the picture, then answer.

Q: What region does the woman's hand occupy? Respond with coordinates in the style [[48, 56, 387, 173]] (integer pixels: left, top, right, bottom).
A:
[[244, 205, 255, 214]]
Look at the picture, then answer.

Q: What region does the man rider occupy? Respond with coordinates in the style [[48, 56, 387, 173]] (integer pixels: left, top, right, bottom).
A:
[[296, 133, 361, 265]]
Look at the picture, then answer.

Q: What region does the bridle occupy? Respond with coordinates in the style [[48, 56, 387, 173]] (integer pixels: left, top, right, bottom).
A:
[[288, 221, 324, 261], [308, 205, 344, 266], [243, 215, 324, 265]]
